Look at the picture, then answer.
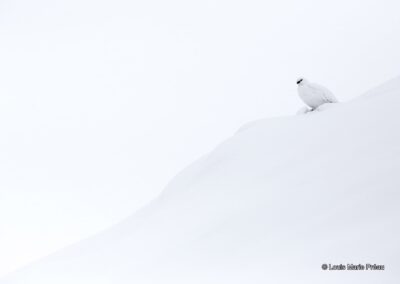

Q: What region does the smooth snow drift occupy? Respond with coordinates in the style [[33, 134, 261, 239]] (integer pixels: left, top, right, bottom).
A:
[[297, 78, 338, 110], [1, 77, 400, 284]]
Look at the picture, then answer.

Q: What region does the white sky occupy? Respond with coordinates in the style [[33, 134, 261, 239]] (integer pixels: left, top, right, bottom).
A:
[[0, 0, 399, 277]]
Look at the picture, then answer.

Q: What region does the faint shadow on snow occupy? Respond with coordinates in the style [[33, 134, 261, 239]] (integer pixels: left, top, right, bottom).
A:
[[237, 102, 340, 134], [296, 102, 339, 115]]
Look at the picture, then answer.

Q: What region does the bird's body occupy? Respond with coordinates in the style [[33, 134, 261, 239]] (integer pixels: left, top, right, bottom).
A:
[[297, 78, 338, 110]]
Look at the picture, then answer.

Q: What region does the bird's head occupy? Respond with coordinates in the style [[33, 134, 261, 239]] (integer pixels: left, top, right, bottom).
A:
[[296, 77, 307, 86]]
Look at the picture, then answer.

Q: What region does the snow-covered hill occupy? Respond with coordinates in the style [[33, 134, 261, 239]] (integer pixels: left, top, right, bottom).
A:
[[2, 77, 400, 284]]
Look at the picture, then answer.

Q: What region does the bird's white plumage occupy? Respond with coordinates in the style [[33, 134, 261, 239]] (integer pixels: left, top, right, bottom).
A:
[[297, 78, 338, 109]]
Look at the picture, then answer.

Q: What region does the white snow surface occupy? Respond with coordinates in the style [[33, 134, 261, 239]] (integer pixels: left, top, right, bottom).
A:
[[2, 77, 400, 283]]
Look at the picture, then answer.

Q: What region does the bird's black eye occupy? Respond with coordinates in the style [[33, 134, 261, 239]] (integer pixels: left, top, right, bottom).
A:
[[296, 79, 303, 84]]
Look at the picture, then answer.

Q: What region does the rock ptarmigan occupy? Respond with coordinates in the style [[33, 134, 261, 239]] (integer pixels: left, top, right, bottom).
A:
[[297, 78, 338, 110]]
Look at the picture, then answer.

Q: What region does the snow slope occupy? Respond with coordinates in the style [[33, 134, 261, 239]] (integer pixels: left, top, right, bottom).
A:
[[2, 77, 400, 283]]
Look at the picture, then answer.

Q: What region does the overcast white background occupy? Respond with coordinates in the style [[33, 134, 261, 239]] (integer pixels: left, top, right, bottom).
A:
[[0, 0, 399, 277]]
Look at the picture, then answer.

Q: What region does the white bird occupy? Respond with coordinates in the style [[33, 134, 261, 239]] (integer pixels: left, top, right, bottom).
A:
[[296, 78, 338, 110]]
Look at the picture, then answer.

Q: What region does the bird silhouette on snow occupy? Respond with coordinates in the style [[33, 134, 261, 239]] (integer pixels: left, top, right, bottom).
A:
[[297, 78, 338, 111]]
